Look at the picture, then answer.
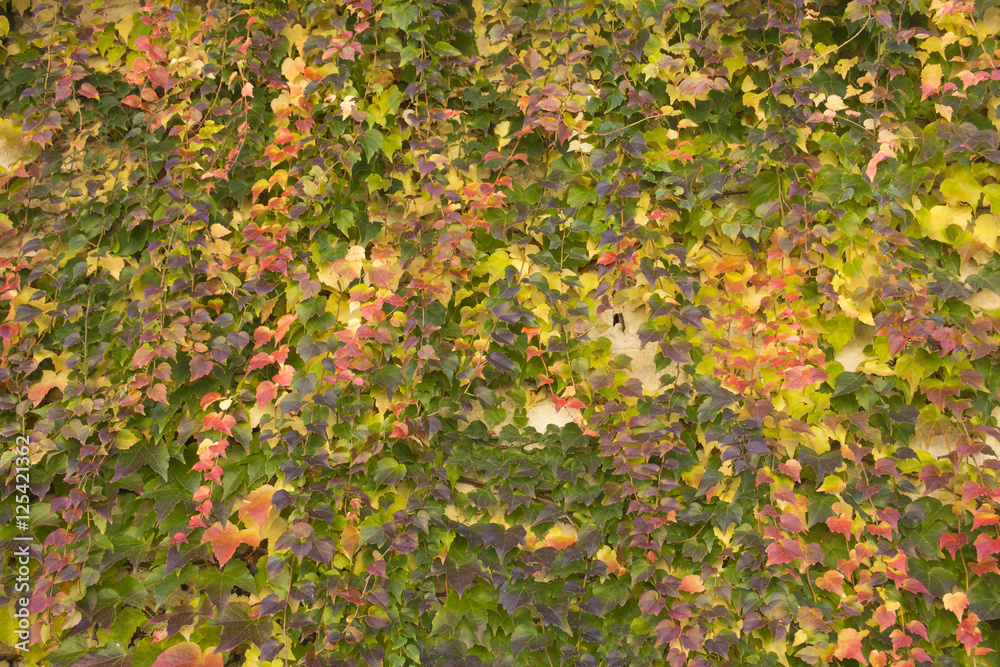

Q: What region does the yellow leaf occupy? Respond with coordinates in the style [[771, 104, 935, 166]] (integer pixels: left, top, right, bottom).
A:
[[115, 429, 140, 451], [940, 168, 981, 207], [922, 63, 943, 91], [973, 214, 998, 251], [983, 7, 1000, 35], [818, 474, 846, 493], [917, 204, 970, 242], [825, 95, 847, 112], [116, 14, 133, 42], [98, 255, 125, 280]]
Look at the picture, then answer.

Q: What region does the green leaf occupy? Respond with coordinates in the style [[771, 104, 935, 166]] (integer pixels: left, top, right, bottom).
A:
[[433, 41, 462, 57], [112, 439, 169, 482], [360, 129, 383, 162], [205, 560, 257, 610], [212, 602, 272, 652], [832, 371, 866, 397], [969, 577, 1000, 620], [370, 364, 404, 396]]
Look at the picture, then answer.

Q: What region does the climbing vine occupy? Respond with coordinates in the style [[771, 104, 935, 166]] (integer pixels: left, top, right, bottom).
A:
[[1, 0, 1000, 665]]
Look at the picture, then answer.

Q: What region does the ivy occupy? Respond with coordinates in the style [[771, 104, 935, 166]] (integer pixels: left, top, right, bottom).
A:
[[1, 0, 1000, 665]]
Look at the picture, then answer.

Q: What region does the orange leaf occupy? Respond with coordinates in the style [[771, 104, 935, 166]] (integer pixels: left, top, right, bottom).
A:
[[678, 575, 704, 594], [944, 592, 969, 619], [147, 383, 169, 404], [27, 370, 69, 407], [272, 364, 294, 386], [827, 513, 853, 538], [200, 392, 222, 410], [972, 506, 999, 530], [341, 525, 360, 557], [543, 527, 577, 550], [201, 521, 260, 567], [151, 642, 223, 667], [239, 485, 276, 528], [274, 313, 297, 343], [834, 627, 868, 664], [815, 570, 845, 597]]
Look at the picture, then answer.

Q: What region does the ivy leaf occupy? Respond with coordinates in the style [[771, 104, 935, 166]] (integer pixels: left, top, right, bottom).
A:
[[483, 524, 525, 562], [370, 364, 404, 397], [715, 502, 744, 531], [77, 642, 133, 667], [832, 371, 866, 397], [202, 522, 261, 567], [204, 560, 257, 610], [833, 627, 867, 663], [765, 539, 803, 565], [112, 439, 169, 482], [968, 579, 1000, 620], [151, 643, 223, 667], [498, 584, 533, 614], [190, 354, 214, 381], [486, 351, 517, 374], [211, 602, 272, 652], [798, 447, 842, 483], [359, 129, 383, 162]]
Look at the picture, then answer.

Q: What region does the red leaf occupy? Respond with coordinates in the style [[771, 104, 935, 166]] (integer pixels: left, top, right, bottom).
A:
[[274, 313, 297, 343], [190, 354, 214, 381], [272, 364, 294, 386], [391, 421, 409, 438], [78, 82, 99, 99], [940, 532, 967, 560], [274, 127, 293, 145], [873, 604, 896, 631], [202, 413, 236, 436], [957, 614, 983, 654], [765, 538, 803, 565], [779, 512, 805, 533], [778, 459, 802, 482], [247, 352, 273, 370], [972, 505, 999, 530], [974, 533, 1000, 560], [906, 620, 928, 642], [565, 397, 586, 410], [147, 65, 170, 88], [900, 578, 930, 595], [256, 381, 277, 408], [253, 326, 274, 348], [597, 251, 617, 266], [132, 346, 155, 368], [151, 642, 223, 667]]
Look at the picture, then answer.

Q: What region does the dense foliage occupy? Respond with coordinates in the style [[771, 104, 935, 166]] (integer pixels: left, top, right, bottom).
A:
[[2, 0, 1000, 664]]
